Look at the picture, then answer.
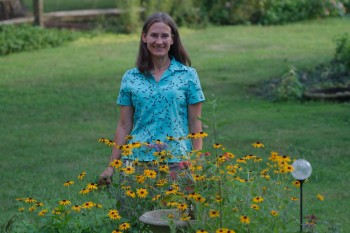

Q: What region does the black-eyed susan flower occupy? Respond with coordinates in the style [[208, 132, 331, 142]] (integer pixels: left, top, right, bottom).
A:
[[227, 230, 236, 233], [196, 230, 208, 233], [79, 188, 90, 195], [292, 180, 301, 187], [78, 171, 86, 180], [28, 206, 36, 212], [35, 202, 44, 207], [209, 209, 220, 218], [131, 141, 142, 148], [177, 203, 188, 211], [215, 195, 223, 202], [240, 215, 250, 224], [193, 195, 206, 203], [216, 229, 229, 233], [291, 197, 299, 201], [122, 166, 135, 175], [152, 194, 161, 201], [72, 205, 81, 212], [86, 183, 98, 190], [52, 209, 62, 215], [180, 214, 191, 221], [213, 143, 222, 149], [316, 194, 325, 201], [236, 158, 246, 164], [165, 188, 178, 195], [224, 152, 235, 159], [285, 165, 294, 172], [125, 135, 133, 140], [159, 165, 170, 173], [144, 169, 157, 179], [108, 209, 121, 220], [64, 180, 74, 187], [24, 197, 36, 203], [250, 204, 260, 210], [119, 222, 131, 230], [125, 190, 136, 198], [192, 174, 205, 181], [59, 199, 71, 206], [270, 210, 278, 216], [252, 196, 264, 203], [188, 131, 208, 139], [38, 209, 48, 216], [244, 154, 257, 160], [136, 175, 145, 184], [166, 135, 176, 141], [81, 201, 94, 209], [18, 207, 24, 212], [110, 159, 123, 169], [156, 179, 168, 187], [187, 132, 197, 139], [136, 188, 148, 198], [112, 230, 122, 233], [166, 201, 179, 207], [252, 141, 264, 148]]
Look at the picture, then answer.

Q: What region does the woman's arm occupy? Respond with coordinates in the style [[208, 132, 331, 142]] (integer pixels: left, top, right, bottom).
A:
[[99, 105, 134, 182], [188, 102, 203, 150]]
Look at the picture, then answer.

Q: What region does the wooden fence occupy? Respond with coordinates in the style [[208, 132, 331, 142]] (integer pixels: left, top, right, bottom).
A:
[[0, 0, 139, 27]]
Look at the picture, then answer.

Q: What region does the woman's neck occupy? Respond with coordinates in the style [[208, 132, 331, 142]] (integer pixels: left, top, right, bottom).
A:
[[152, 57, 171, 73]]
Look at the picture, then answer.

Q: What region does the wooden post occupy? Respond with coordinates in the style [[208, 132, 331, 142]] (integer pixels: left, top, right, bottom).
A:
[[33, 0, 43, 26]]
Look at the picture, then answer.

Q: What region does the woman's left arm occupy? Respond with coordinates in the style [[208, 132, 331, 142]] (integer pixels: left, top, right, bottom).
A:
[[188, 102, 203, 150]]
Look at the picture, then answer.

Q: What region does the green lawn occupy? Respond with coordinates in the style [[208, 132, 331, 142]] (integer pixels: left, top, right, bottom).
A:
[[1, 17, 350, 232]]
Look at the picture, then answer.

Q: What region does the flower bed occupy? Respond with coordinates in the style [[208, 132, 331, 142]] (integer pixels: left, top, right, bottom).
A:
[[13, 133, 325, 233]]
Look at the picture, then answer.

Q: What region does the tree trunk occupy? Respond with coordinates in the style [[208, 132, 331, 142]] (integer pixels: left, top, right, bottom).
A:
[[0, 0, 25, 20]]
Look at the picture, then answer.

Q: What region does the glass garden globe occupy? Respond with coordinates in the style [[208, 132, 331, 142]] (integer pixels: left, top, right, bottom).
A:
[[291, 159, 312, 180]]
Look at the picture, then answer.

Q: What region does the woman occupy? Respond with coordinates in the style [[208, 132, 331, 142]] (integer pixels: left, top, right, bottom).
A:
[[99, 12, 205, 184]]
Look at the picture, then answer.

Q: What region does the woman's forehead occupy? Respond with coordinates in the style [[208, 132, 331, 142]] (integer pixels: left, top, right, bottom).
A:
[[147, 22, 172, 33]]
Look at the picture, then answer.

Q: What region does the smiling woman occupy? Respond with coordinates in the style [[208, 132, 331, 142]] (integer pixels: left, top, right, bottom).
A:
[[98, 12, 205, 190]]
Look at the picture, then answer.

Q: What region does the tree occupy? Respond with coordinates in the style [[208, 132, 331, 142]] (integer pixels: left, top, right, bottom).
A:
[[0, 0, 26, 20]]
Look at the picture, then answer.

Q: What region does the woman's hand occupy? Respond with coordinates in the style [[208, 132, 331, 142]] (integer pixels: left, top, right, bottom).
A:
[[98, 167, 114, 186]]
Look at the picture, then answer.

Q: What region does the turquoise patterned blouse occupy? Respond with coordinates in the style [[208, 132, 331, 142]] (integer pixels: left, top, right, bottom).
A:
[[117, 58, 205, 162]]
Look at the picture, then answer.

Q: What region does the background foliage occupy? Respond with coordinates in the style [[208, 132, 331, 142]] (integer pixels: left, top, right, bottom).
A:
[[20, 0, 350, 29]]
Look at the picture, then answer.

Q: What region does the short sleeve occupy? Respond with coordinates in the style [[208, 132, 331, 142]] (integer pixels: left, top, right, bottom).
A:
[[116, 72, 132, 106], [187, 68, 205, 104]]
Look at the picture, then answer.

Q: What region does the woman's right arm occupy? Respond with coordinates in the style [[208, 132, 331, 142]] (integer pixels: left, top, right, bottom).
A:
[[99, 105, 134, 184]]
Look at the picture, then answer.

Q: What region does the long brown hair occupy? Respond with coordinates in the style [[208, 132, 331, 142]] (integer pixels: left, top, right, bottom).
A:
[[136, 12, 191, 74]]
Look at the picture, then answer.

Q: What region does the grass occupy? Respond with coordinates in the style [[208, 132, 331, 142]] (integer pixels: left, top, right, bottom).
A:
[[1, 17, 350, 232]]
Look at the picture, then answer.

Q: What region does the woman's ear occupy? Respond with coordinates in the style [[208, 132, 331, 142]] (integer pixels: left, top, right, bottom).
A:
[[142, 32, 147, 43]]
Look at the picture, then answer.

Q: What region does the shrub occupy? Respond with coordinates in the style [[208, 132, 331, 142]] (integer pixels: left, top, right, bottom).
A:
[[116, 0, 141, 33], [140, 0, 207, 28], [275, 67, 304, 101], [0, 24, 77, 56], [259, 0, 347, 25], [333, 33, 350, 70]]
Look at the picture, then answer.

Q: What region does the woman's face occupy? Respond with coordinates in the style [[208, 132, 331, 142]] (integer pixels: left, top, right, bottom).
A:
[[142, 22, 174, 59]]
